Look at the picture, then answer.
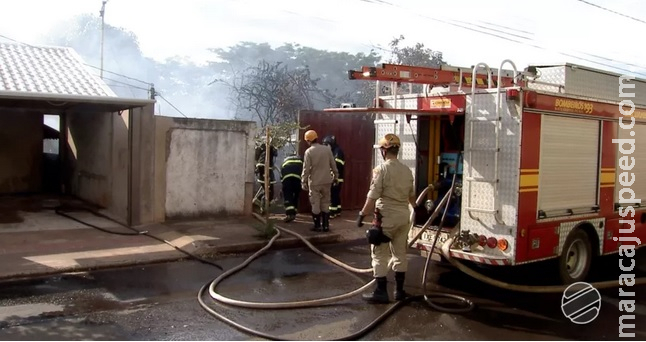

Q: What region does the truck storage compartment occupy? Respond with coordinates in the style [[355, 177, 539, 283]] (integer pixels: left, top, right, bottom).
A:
[[538, 115, 600, 217]]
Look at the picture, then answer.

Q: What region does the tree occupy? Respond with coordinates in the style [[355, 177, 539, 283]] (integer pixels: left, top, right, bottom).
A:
[[356, 35, 447, 103], [208, 42, 382, 109], [212, 61, 320, 127], [387, 35, 445, 67]]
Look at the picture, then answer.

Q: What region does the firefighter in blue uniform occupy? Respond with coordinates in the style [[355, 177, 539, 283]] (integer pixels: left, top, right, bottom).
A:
[[323, 135, 345, 218], [281, 152, 303, 223]]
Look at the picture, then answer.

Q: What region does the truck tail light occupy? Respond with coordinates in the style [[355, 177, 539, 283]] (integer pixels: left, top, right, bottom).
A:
[[478, 235, 487, 246], [506, 88, 519, 100], [486, 237, 498, 249], [497, 239, 509, 251]]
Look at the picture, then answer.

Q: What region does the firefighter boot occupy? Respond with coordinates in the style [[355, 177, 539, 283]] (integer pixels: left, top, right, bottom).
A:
[[283, 214, 295, 223], [394, 272, 409, 301], [310, 213, 322, 232], [362, 277, 389, 304], [321, 212, 330, 232]]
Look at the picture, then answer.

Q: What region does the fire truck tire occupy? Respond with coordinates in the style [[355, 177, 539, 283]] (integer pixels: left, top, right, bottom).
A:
[[558, 229, 592, 284]]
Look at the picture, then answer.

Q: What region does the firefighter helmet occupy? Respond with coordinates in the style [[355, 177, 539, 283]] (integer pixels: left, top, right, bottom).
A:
[[322, 135, 336, 146], [378, 133, 401, 149], [304, 130, 318, 142]]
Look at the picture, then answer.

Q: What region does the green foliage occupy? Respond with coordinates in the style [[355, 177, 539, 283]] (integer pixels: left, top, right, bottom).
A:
[[388, 35, 445, 67], [356, 35, 448, 100], [252, 220, 278, 240], [254, 121, 308, 151]]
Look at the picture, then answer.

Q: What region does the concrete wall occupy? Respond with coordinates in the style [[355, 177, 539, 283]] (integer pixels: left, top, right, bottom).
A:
[[65, 111, 112, 207], [65, 104, 155, 226], [154, 117, 256, 220], [65, 110, 127, 222], [0, 111, 43, 193], [64, 104, 156, 227], [130, 105, 156, 226]]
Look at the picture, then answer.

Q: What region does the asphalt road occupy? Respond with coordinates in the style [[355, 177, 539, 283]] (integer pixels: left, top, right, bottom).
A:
[[0, 241, 644, 341]]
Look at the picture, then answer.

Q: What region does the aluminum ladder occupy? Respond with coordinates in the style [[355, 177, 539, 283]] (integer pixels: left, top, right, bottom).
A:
[[464, 60, 518, 225]]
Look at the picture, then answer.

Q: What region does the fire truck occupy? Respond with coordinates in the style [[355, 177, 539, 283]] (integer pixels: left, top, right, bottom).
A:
[[322, 60, 646, 284]]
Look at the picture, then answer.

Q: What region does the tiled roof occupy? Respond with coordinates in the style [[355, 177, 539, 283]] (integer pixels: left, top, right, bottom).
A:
[[0, 42, 116, 97]]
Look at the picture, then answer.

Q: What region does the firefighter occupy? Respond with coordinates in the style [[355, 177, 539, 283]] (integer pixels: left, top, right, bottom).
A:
[[281, 152, 303, 223], [255, 141, 278, 203], [301, 130, 339, 232], [322, 135, 345, 218], [356, 133, 416, 304]]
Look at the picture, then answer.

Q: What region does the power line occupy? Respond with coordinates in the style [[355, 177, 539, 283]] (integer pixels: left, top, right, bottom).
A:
[[219, 0, 644, 76], [479, 20, 534, 35], [574, 0, 646, 24], [351, 0, 646, 77], [157, 93, 188, 118], [98, 75, 150, 92], [448, 18, 533, 40], [84, 64, 152, 86]]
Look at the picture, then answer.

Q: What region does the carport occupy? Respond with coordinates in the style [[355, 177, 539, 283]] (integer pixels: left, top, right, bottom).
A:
[[0, 91, 156, 227], [0, 42, 156, 227]]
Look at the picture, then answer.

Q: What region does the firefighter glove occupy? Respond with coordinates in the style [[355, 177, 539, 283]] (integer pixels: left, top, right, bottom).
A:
[[356, 212, 365, 227]]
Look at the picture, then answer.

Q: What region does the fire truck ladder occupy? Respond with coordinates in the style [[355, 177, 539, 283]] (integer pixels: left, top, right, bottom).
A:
[[464, 60, 518, 225], [347, 63, 516, 90]]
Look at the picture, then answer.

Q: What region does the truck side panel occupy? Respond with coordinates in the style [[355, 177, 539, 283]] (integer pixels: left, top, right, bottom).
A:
[[611, 120, 646, 254], [518, 96, 646, 264], [614, 122, 646, 207], [600, 120, 617, 217]]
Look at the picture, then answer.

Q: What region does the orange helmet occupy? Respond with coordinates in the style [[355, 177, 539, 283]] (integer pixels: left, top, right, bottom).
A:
[[378, 133, 401, 149], [304, 130, 318, 142]]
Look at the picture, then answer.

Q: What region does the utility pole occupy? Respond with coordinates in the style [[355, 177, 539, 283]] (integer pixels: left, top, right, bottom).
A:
[[264, 126, 271, 220], [99, 0, 108, 79]]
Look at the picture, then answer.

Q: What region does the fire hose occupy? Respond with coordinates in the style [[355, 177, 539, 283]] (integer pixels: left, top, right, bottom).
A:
[[196, 172, 475, 341], [47, 184, 645, 339], [198, 169, 646, 340]]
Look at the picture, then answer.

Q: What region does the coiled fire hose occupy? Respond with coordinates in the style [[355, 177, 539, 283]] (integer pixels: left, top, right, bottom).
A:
[[197, 174, 475, 340], [198, 171, 646, 340], [44, 189, 644, 339]]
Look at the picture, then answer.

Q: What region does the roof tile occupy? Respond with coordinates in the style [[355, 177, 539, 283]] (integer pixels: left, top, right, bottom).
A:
[[0, 42, 116, 97]]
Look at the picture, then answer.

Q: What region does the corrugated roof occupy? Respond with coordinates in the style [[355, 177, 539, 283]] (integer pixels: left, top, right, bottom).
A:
[[0, 42, 117, 97]]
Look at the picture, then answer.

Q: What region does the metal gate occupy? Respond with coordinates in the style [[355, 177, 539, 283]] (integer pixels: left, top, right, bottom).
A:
[[297, 110, 376, 213]]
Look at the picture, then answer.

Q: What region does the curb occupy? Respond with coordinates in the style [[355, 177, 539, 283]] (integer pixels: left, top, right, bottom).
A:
[[197, 232, 342, 255], [0, 254, 189, 284], [0, 233, 343, 284]]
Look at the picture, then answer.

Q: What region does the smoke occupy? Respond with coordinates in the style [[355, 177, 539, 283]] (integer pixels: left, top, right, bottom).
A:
[[39, 13, 235, 119]]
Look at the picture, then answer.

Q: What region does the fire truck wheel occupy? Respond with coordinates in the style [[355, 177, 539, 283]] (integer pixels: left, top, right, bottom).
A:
[[558, 229, 592, 284]]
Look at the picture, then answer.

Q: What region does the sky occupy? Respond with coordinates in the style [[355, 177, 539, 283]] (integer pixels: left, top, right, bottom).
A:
[[0, 0, 645, 79]]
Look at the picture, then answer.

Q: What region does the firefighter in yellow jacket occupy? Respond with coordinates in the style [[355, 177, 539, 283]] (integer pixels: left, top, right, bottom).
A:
[[357, 133, 416, 304], [301, 130, 339, 232]]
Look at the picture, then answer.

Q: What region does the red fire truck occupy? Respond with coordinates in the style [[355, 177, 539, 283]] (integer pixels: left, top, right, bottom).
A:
[[321, 60, 646, 284]]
